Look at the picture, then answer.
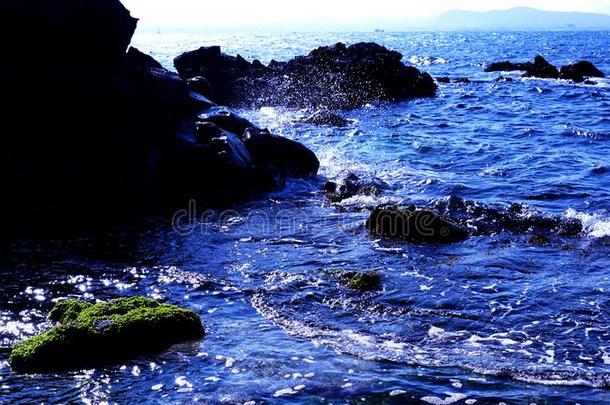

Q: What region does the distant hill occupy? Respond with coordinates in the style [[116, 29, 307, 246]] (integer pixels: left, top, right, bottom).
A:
[[433, 7, 610, 30]]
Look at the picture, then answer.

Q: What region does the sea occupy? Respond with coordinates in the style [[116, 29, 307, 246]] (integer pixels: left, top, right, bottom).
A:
[[1, 31, 610, 404]]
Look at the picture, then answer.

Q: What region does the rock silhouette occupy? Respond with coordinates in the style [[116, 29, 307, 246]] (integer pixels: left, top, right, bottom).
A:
[[175, 42, 437, 109]]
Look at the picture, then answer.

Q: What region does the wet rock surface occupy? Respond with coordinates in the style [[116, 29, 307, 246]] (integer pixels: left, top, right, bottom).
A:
[[486, 55, 559, 79], [9, 297, 204, 373], [486, 56, 604, 82], [174, 42, 437, 109], [366, 205, 469, 244], [325, 173, 388, 204], [1, 0, 319, 233], [430, 196, 583, 237], [560, 61, 605, 83]]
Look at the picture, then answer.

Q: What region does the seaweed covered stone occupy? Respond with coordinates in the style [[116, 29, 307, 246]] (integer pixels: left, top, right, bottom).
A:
[[9, 297, 204, 373], [366, 205, 469, 244], [326, 269, 382, 291], [342, 272, 382, 291]]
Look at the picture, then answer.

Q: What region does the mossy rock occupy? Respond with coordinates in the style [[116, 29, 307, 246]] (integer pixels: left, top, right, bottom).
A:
[[328, 269, 381, 291], [366, 205, 468, 244], [9, 297, 204, 374]]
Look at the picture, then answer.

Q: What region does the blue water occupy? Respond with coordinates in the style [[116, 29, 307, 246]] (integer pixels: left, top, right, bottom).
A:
[[2, 31, 610, 404]]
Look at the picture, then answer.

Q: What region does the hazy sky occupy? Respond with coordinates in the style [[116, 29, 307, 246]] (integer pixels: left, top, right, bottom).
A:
[[121, 0, 610, 29]]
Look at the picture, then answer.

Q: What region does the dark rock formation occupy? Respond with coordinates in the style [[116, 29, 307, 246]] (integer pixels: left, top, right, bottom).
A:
[[436, 76, 451, 83], [198, 107, 255, 137], [325, 173, 388, 203], [9, 297, 204, 373], [560, 61, 605, 83], [243, 128, 320, 185], [495, 76, 514, 82], [485, 55, 559, 79], [525, 56, 560, 79], [366, 205, 469, 244], [174, 42, 437, 109], [336, 270, 381, 291], [455, 77, 471, 84], [1, 0, 319, 232], [430, 196, 583, 237], [126, 46, 163, 69], [486, 56, 605, 83]]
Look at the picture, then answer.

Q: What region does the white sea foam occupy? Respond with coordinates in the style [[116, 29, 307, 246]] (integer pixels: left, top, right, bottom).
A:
[[565, 208, 610, 237], [421, 393, 467, 404]]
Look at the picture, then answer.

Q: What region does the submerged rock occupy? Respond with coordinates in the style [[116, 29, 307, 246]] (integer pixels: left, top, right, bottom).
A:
[[300, 110, 350, 127], [325, 268, 381, 291], [560, 61, 605, 83], [174, 42, 437, 109], [430, 196, 583, 237], [366, 205, 469, 244], [339, 271, 381, 291], [530, 234, 551, 246], [9, 297, 204, 373], [325, 173, 388, 203]]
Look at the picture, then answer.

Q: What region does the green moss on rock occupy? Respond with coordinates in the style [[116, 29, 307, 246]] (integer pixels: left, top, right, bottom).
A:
[[327, 269, 381, 291], [48, 299, 93, 323], [345, 272, 381, 291], [9, 297, 204, 374]]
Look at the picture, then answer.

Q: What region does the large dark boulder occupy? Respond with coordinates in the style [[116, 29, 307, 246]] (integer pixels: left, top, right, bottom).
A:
[[366, 205, 469, 244], [1, 0, 320, 232], [126, 46, 163, 69], [243, 128, 320, 187], [198, 107, 256, 137], [560, 61, 605, 83], [174, 42, 437, 109], [485, 55, 559, 79]]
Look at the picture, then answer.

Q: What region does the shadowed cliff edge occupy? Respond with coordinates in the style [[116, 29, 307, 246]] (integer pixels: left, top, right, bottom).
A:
[[0, 0, 319, 234], [0, 0, 439, 235]]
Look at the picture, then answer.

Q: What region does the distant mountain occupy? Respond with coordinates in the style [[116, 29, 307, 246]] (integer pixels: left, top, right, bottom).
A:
[[433, 7, 610, 30]]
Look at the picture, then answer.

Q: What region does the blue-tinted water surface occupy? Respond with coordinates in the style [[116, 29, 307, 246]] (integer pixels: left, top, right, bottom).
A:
[[1, 31, 610, 404]]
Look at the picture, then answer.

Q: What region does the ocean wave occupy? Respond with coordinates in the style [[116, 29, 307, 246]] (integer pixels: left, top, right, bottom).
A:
[[565, 208, 610, 238], [429, 196, 584, 237], [253, 290, 610, 389]]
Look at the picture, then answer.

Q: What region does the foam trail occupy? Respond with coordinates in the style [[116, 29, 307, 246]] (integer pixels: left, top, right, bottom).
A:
[[565, 208, 610, 238]]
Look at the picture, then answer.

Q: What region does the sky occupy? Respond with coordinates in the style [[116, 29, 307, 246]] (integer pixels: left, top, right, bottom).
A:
[[121, 0, 610, 29]]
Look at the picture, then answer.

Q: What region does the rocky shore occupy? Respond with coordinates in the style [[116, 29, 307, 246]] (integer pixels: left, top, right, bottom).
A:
[[1, 0, 321, 233], [485, 55, 605, 83], [174, 42, 437, 109]]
